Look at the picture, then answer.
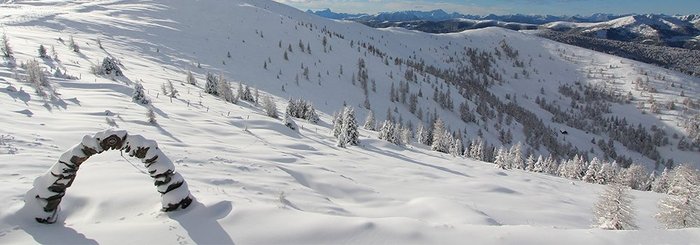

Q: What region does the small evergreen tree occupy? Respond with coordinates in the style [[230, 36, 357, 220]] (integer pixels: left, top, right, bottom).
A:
[[431, 118, 448, 153], [594, 184, 637, 230], [509, 142, 525, 169], [597, 161, 617, 185], [147, 107, 157, 125], [68, 35, 80, 53], [338, 107, 359, 146], [217, 75, 236, 103], [284, 113, 298, 131], [364, 110, 376, 131], [38, 45, 48, 58], [450, 138, 463, 157], [583, 157, 601, 183], [262, 95, 278, 118], [652, 168, 671, 193], [1, 33, 12, 58], [494, 147, 509, 169], [186, 71, 196, 85], [468, 137, 484, 161], [132, 82, 150, 105], [526, 154, 536, 172], [166, 80, 178, 99], [204, 73, 219, 95]]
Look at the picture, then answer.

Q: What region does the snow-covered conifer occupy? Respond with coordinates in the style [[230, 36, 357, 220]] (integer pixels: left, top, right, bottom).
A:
[[494, 147, 509, 169], [450, 138, 463, 157], [38, 45, 47, 58], [147, 107, 157, 125], [364, 110, 376, 131], [468, 137, 484, 161], [132, 82, 150, 105], [656, 164, 700, 229], [597, 161, 617, 185], [431, 118, 449, 153], [526, 154, 536, 172], [284, 113, 298, 131], [166, 80, 178, 99], [68, 35, 79, 53], [217, 75, 236, 103], [262, 95, 278, 118], [204, 73, 218, 95], [652, 168, 671, 193], [332, 111, 343, 138], [1, 33, 12, 58], [509, 142, 525, 169], [618, 164, 648, 190], [594, 184, 637, 230], [583, 157, 601, 183], [338, 107, 359, 146], [186, 70, 196, 85]]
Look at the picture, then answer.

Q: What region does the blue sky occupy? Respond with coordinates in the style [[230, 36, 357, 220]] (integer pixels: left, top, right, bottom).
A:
[[273, 0, 700, 16]]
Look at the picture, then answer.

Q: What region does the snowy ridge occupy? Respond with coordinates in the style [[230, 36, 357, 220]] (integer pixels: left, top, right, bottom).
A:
[[0, 0, 699, 244]]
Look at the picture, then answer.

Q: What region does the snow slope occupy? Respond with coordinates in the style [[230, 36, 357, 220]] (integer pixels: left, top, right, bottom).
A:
[[0, 0, 699, 244]]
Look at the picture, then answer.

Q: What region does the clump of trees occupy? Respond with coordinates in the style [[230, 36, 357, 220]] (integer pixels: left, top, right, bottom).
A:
[[334, 106, 359, 148], [92, 57, 123, 77], [286, 98, 319, 123]]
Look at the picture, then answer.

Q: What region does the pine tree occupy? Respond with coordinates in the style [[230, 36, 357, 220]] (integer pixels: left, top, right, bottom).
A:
[[431, 118, 448, 153], [583, 157, 601, 183], [38, 44, 48, 58], [656, 164, 700, 229], [597, 161, 617, 185], [379, 120, 400, 145], [332, 112, 343, 138], [619, 164, 648, 190], [186, 70, 196, 85], [1, 33, 12, 58], [525, 154, 536, 172], [509, 142, 525, 169], [400, 126, 412, 145], [147, 107, 157, 125], [364, 110, 376, 131], [132, 82, 150, 105], [533, 155, 545, 173], [417, 124, 432, 146], [262, 95, 278, 118], [468, 137, 484, 161], [284, 113, 298, 131], [494, 147, 509, 169], [166, 80, 178, 99], [594, 184, 637, 230], [338, 107, 359, 146], [652, 168, 671, 193], [450, 138, 463, 157], [217, 75, 236, 103], [68, 35, 79, 53], [204, 73, 219, 95]]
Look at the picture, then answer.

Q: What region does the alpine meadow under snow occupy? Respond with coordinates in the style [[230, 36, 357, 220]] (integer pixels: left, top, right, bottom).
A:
[[0, 0, 699, 244]]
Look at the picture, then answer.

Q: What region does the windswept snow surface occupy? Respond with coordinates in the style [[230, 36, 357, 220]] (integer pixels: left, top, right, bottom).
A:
[[0, 0, 698, 244]]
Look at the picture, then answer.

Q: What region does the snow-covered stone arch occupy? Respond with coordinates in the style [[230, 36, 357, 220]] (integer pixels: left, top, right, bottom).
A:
[[24, 130, 193, 224]]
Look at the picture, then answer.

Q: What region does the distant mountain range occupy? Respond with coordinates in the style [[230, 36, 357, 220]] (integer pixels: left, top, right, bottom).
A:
[[307, 9, 626, 24], [308, 9, 700, 50]]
